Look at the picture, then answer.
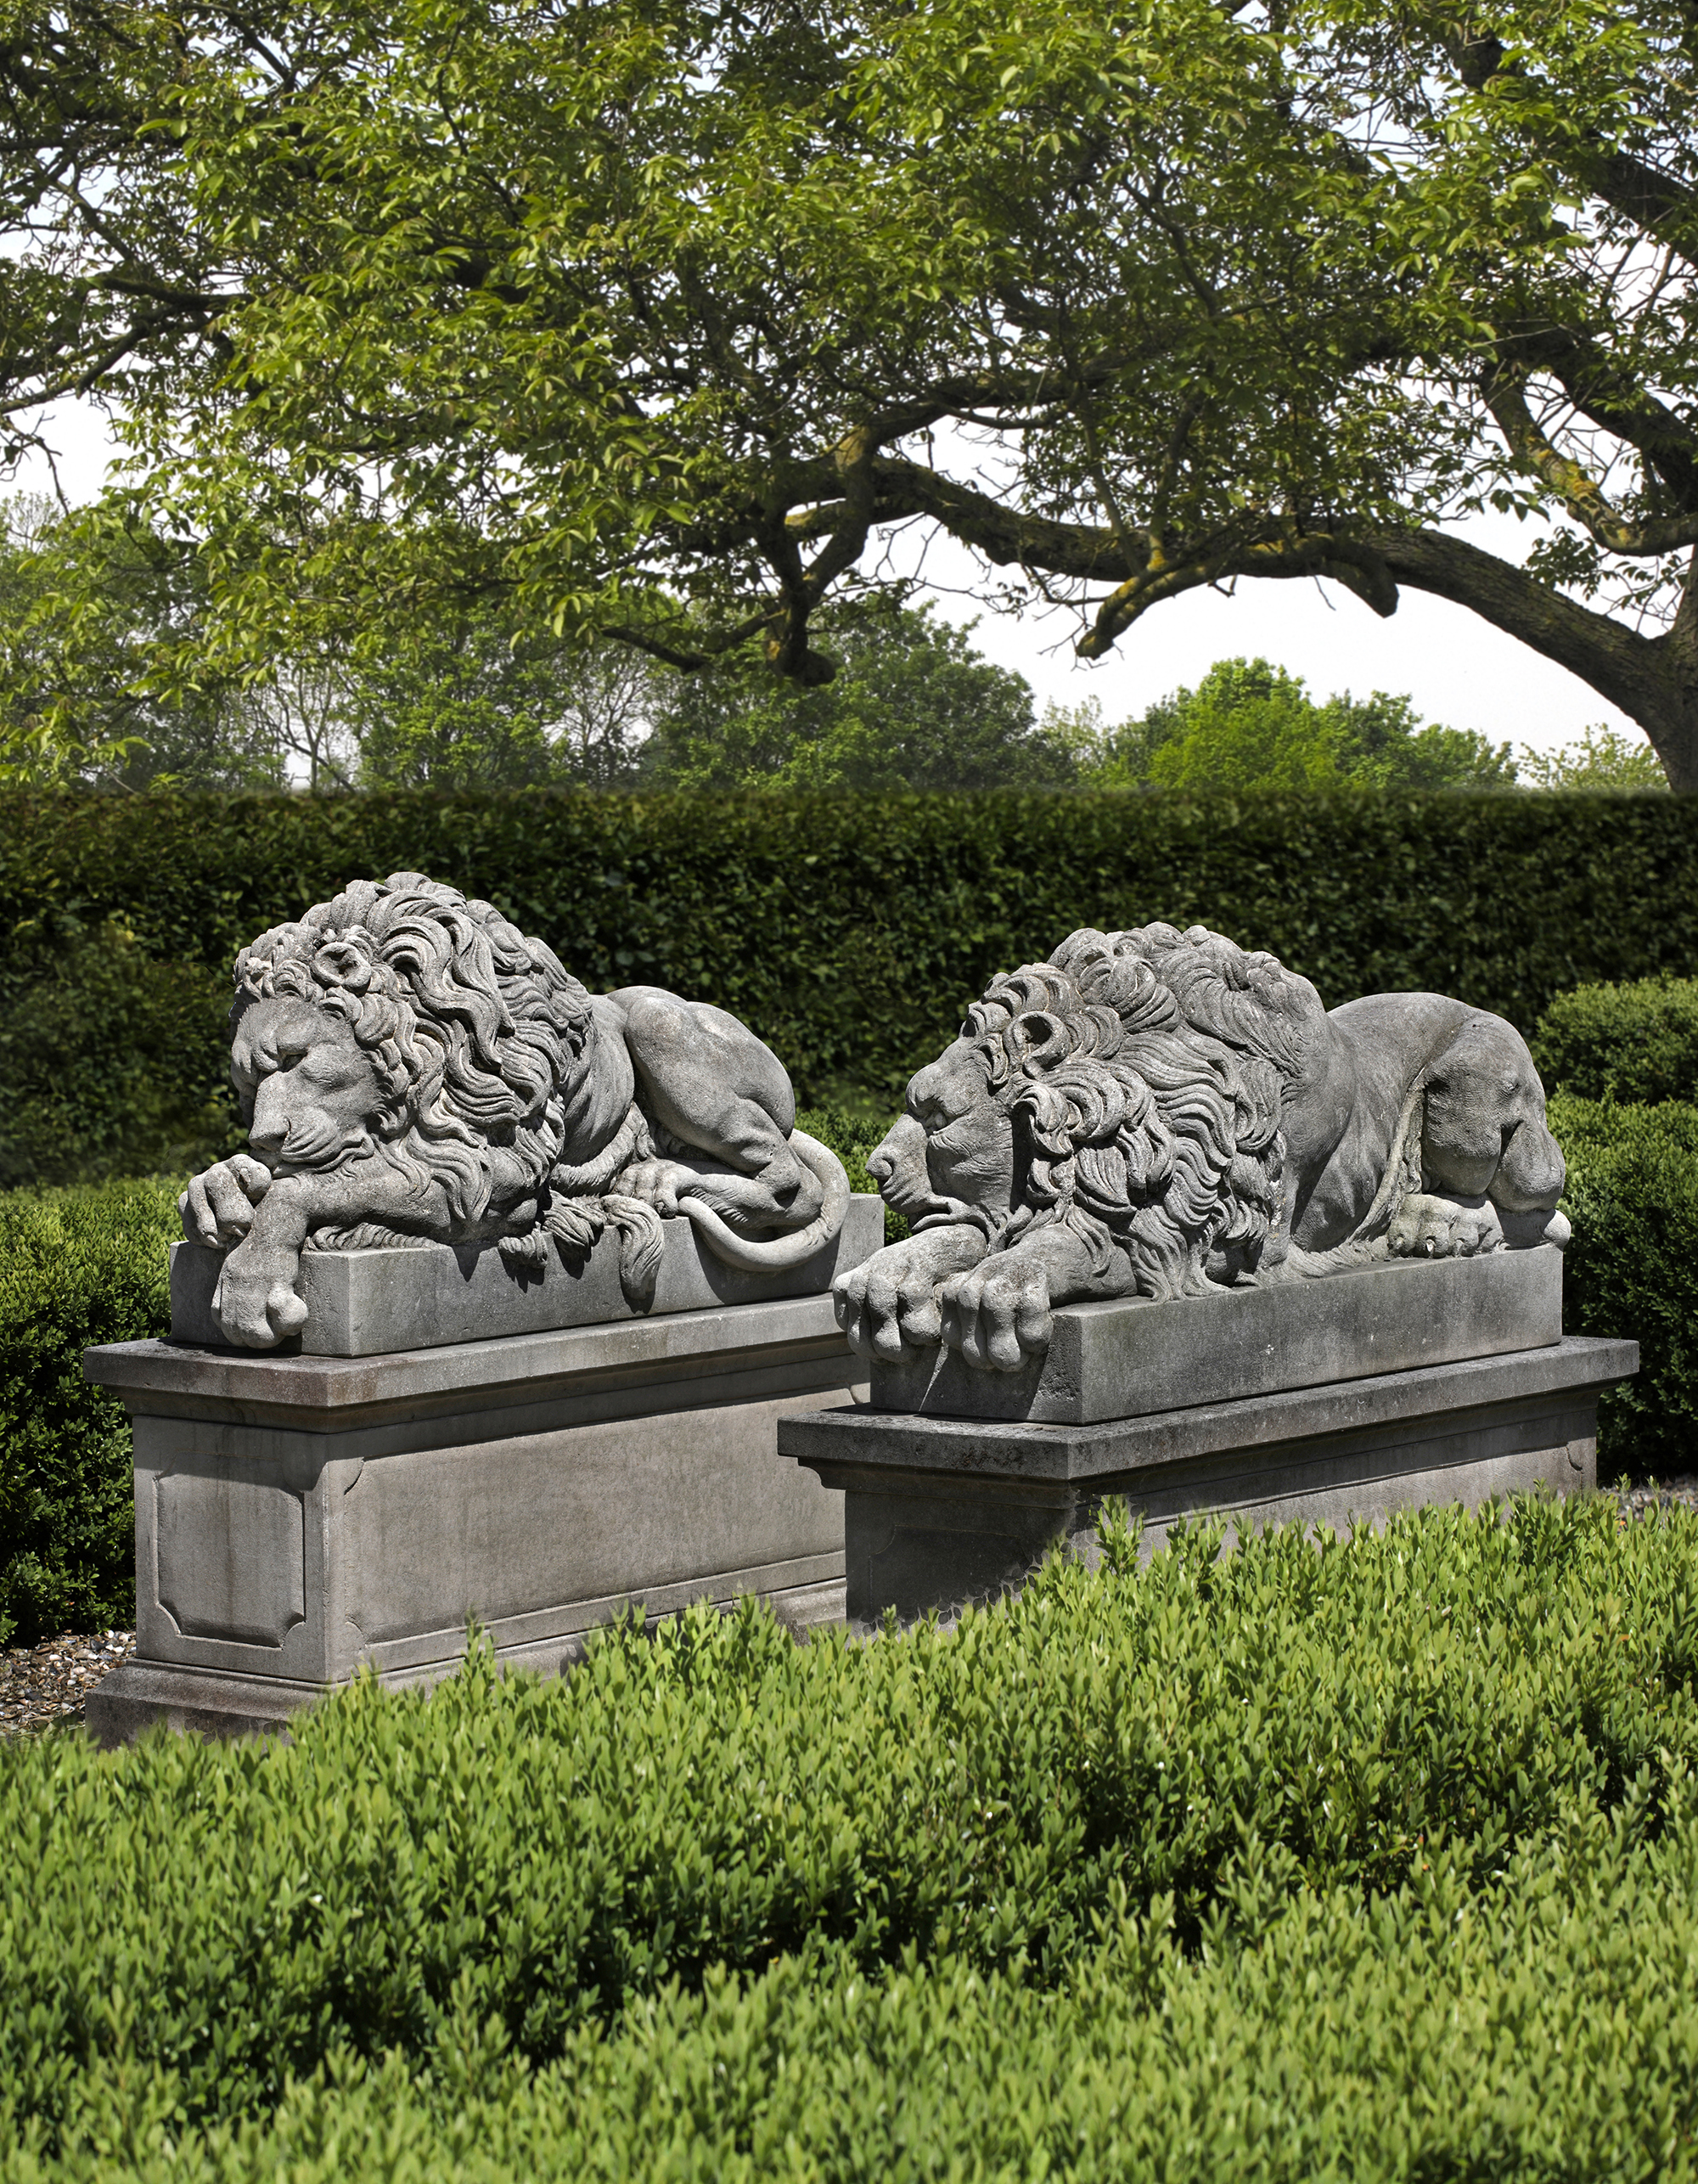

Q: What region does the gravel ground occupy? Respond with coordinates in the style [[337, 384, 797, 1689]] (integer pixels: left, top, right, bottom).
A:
[[1, 1630, 134, 1741], [1614, 1473, 1698, 1521], [3, 1479, 1695, 1742]]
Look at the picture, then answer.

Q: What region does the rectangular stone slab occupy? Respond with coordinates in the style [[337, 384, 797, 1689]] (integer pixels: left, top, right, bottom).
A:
[[83, 1292, 863, 1742], [170, 1193, 884, 1356], [869, 1245, 1562, 1424], [783, 1334, 1637, 1633]]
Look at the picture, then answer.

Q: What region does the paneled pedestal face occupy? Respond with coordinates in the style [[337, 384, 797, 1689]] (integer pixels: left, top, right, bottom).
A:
[[84, 1296, 861, 1742], [781, 1337, 1639, 1635]]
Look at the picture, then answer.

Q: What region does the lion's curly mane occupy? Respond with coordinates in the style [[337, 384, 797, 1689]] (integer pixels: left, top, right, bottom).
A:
[[967, 922, 1326, 1296], [233, 873, 648, 1260]]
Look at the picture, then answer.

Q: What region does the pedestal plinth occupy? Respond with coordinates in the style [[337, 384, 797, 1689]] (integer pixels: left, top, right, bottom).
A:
[[779, 1257, 1636, 1632], [85, 1294, 862, 1743]]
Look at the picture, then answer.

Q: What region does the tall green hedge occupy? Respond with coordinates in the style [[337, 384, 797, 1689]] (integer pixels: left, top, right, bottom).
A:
[[1532, 974, 1698, 1104], [0, 1181, 177, 1646], [5, 786, 1698, 1180]]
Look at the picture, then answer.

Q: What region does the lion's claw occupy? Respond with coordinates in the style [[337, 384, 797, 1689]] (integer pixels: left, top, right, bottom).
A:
[[180, 1154, 273, 1249], [832, 1228, 987, 1360], [936, 1255, 1053, 1372], [616, 1157, 696, 1219], [211, 1269, 308, 1348]]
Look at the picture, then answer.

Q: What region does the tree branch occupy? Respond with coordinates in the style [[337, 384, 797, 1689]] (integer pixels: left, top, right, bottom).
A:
[[1482, 369, 1698, 554]]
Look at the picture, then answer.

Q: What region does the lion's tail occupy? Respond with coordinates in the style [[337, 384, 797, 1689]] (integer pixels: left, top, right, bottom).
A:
[[675, 1130, 851, 1273]]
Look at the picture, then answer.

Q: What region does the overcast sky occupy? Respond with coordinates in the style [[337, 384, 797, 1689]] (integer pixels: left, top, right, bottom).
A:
[[13, 398, 1645, 761]]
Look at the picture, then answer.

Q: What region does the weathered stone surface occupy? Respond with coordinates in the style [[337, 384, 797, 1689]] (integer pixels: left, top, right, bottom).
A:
[[171, 1196, 884, 1355], [836, 921, 1572, 1382], [176, 872, 858, 1350], [780, 1335, 1638, 1631], [869, 1244, 1561, 1423], [84, 1296, 862, 1744]]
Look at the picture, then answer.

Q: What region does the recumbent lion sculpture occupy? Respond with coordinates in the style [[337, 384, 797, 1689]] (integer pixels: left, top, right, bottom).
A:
[[180, 873, 848, 1348], [833, 922, 1568, 1373]]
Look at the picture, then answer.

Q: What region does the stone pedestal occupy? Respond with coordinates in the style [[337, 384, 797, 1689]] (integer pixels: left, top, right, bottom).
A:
[[85, 1294, 862, 1742], [779, 1334, 1638, 1634]]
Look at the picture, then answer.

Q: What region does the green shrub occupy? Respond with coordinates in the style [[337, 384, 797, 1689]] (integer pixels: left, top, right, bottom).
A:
[[1533, 974, 1698, 1103], [796, 1107, 907, 1243], [0, 926, 237, 1189], [0, 1181, 178, 1646], [0, 1497, 1695, 2169], [3, 787, 1698, 1185], [1550, 1094, 1698, 1481], [12, 1862, 1698, 2183]]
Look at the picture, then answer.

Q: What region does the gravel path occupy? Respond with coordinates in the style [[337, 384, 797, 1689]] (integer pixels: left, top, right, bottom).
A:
[[3, 1480, 1695, 1742], [2, 1630, 134, 1741]]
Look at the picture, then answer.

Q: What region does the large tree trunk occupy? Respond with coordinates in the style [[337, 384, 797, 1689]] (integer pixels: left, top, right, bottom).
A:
[[1367, 529, 1698, 791]]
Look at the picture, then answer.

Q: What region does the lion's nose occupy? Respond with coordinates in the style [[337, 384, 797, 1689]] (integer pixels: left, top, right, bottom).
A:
[[246, 1088, 290, 1155]]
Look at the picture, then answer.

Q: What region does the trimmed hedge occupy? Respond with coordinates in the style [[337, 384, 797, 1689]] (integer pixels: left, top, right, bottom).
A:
[[2, 1496, 1696, 2175], [1533, 973, 1698, 1104], [0, 1181, 177, 1647], [5, 786, 1698, 1181], [1549, 1093, 1698, 1481]]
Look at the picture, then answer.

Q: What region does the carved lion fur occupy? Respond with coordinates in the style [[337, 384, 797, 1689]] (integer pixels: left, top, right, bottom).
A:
[[182, 873, 847, 1348], [836, 922, 1568, 1371]]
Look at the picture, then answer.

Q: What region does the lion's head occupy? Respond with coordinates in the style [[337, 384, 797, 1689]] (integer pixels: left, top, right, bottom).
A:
[[874, 922, 1328, 1297], [231, 872, 594, 1248]]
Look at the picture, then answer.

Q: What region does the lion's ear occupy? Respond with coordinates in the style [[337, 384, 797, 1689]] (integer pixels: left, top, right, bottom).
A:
[[1012, 1012, 1067, 1069]]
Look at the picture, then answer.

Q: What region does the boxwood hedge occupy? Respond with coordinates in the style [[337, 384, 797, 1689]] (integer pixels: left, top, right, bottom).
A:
[[1, 1494, 1696, 2178]]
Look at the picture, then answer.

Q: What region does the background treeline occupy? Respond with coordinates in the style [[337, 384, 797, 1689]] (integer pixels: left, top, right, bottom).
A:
[[0, 499, 1664, 797], [3, 785, 1697, 1186]]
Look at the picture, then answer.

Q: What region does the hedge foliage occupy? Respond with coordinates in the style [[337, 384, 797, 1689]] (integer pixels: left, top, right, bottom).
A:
[[0, 1180, 178, 1647], [1532, 973, 1698, 1104], [3, 1496, 1697, 2178], [1549, 1094, 1698, 1481], [5, 786, 1698, 1181]]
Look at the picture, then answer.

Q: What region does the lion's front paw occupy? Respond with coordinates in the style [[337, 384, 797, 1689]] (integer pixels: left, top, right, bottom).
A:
[[834, 1248, 944, 1362], [936, 1254, 1054, 1372], [180, 1154, 274, 1248], [1388, 1192, 1504, 1260], [211, 1242, 309, 1348]]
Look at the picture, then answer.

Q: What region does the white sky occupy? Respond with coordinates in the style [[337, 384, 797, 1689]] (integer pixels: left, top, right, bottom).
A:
[[13, 397, 1643, 760]]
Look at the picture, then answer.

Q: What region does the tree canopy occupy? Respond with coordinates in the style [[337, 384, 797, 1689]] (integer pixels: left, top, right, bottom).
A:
[[0, 1, 1695, 780], [1064, 658, 1520, 792], [638, 605, 1076, 791]]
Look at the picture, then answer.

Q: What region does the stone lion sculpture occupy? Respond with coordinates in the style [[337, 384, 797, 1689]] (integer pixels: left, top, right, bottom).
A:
[[180, 872, 848, 1348], [834, 922, 1568, 1372]]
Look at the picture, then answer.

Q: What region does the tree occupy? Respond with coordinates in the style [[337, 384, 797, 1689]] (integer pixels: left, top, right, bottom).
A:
[[1060, 658, 1517, 791], [1516, 725, 1669, 792], [0, 496, 279, 788], [353, 625, 658, 789], [639, 604, 1073, 790], [2, 2, 1696, 778], [0, 493, 662, 786]]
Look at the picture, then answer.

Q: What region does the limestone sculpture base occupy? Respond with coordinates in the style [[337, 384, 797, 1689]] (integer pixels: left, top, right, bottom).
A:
[[779, 1335, 1638, 1634], [82, 1296, 861, 1743]]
